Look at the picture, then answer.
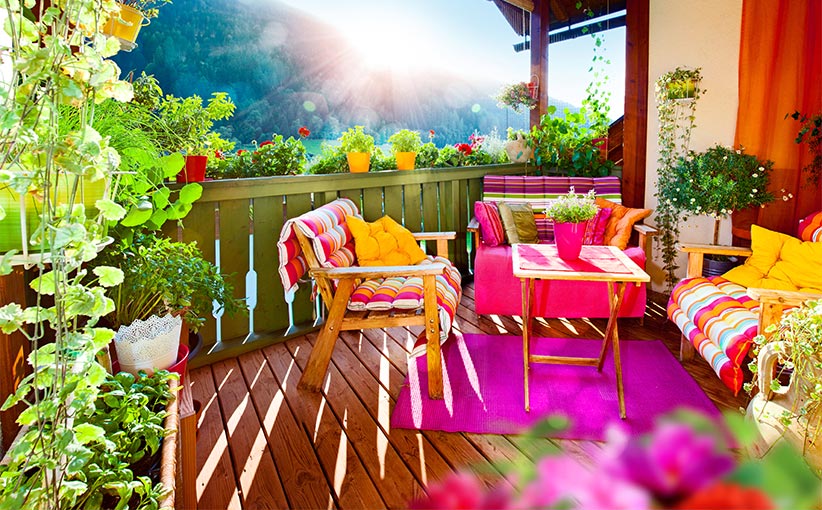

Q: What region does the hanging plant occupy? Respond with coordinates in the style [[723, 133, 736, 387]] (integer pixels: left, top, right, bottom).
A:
[[654, 67, 704, 289], [494, 81, 538, 113], [787, 110, 822, 186]]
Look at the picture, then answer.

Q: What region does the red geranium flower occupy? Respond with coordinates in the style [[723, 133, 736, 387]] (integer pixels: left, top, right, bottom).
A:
[[259, 141, 273, 147], [214, 150, 223, 159], [429, 129, 435, 136], [456, 143, 473, 155], [675, 482, 774, 510], [237, 149, 246, 156], [298, 126, 310, 138]]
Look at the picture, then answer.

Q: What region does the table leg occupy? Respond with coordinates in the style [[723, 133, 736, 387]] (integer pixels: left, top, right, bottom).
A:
[[597, 282, 627, 419], [522, 277, 533, 412]]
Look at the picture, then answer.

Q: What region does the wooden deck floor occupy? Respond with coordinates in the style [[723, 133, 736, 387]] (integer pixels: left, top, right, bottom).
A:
[[189, 283, 748, 509]]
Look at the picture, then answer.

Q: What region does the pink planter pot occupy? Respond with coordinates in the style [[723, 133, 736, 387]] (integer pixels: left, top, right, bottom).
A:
[[554, 221, 586, 260]]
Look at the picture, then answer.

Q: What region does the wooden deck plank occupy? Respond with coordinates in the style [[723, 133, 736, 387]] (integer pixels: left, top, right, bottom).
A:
[[190, 366, 243, 510], [237, 349, 336, 509], [286, 334, 428, 508], [211, 358, 290, 509], [262, 341, 386, 509]]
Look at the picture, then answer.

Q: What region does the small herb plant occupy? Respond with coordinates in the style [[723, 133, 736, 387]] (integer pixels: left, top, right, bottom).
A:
[[544, 188, 598, 224], [388, 129, 422, 153], [788, 111, 822, 186], [507, 128, 530, 141], [339, 126, 375, 154]]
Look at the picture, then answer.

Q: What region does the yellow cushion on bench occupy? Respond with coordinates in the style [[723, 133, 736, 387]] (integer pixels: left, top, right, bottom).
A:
[[346, 215, 427, 267], [724, 225, 822, 293]]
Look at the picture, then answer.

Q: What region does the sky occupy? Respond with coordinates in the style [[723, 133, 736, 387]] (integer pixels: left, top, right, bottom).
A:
[[275, 0, 626, 118]]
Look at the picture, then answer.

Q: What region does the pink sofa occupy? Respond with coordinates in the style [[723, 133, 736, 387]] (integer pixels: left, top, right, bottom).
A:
[[469, 175, 652, 319]]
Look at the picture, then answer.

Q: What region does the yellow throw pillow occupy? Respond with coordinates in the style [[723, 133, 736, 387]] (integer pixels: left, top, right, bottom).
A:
[[497, 202, 539, 244], [594, 197, 652, 250], [346, 215, 427, 266], [723, 225, 822, 293]]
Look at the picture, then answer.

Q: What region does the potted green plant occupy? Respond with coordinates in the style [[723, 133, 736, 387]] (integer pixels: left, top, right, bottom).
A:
[[339, 126, 375, 173], [210, 135, 307, 179], [659, 144, 774, 275], [132, 73, 236, 183], [102, 0, 172, 49], [529, 106, 616, 177], [788, 110, 822, 186], [746, 299, 822, 473], [654, 66, 704, 288], [388, 129, 422, 170], [543, 188, 598, 260]]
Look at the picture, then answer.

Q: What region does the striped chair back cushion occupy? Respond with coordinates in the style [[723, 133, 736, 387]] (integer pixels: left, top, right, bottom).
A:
[[482, 175, 622, 242]]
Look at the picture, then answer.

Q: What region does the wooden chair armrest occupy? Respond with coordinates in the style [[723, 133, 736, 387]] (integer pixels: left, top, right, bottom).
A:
[[311, 263, 446, 280], [633, 224, 658, 236], [746, 288, 822, 307], [678, 244, 753, 279], [467, 217, 480, 233], [413, 232, 456, 258]]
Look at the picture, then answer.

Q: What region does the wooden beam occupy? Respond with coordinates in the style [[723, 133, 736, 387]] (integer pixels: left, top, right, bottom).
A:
[[529, 0, 550, 128], [501, 0, 534, 12], [622, 0, 649, 208]]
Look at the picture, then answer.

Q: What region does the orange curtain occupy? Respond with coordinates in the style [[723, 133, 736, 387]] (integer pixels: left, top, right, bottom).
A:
[[735, 0, 822, 235]]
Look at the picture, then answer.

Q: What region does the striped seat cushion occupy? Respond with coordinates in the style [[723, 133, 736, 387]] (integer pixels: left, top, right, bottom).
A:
[[277, 198, 360, 293], [482, 175, 622, 242], [667, 276, 760, 394], [348, 255, 462, 351], [798, 211, 822, 242]]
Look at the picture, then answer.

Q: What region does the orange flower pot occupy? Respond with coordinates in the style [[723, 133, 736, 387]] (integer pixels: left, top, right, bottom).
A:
[[347, 152, 371, 173], [102, 4, 148, 45], [395, 152, 417, 170]]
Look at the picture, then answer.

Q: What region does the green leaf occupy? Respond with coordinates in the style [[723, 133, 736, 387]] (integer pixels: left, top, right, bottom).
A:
[[0, 303, 24, 334], [74, 423, 105, 445], [152, 187, 171, 209], [178, 183, 203, 204], [160, 152, 186, 179], [30, 271, 58, 295], [166, 201, 192, 220], [93, 266, 124, 287], [90, 327, 116, 351], [0, 250, 15, 276], [96, 198, 127, 221], [120, 206, 153, 227]]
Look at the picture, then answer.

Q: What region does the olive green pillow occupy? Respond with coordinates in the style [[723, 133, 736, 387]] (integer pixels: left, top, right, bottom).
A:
[[497, 202, 539, 244]]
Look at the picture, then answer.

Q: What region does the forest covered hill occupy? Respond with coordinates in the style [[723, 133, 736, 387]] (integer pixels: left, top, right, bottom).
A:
[[114, 0, 576, 145]]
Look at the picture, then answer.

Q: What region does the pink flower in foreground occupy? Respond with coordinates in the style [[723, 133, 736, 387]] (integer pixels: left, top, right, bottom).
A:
[[409, 472, 511, 509], [601, 422, 735, 501]]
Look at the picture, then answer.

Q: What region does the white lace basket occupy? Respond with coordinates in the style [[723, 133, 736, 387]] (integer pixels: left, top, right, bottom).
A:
[[114, 314, 181, 376]]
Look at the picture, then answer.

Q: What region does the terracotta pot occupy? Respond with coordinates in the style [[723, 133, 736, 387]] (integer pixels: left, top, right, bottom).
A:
[[102, 3, 148, 45], [395, 151, 416, 170], [745, 342, 822, 472], [177, 155, 208, 183], [346, 152, 370, 173], [554, 221, 586, 260]]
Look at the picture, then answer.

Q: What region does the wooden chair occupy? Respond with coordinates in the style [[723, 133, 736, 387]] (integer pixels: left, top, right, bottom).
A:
[[281, 199, 459, 400]]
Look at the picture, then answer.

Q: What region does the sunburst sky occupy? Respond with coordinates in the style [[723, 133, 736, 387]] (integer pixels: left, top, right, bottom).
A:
[[273, 0, 625, 117]]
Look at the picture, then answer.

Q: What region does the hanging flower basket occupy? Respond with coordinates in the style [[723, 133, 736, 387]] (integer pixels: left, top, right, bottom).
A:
[[494, 81, 538, 113]]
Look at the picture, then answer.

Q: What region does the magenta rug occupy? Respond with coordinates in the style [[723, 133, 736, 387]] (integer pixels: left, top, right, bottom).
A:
[[391, 333, 721, 441]]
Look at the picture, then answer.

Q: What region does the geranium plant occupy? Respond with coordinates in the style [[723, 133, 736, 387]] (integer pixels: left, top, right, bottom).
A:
[[660, 145, 774, 245], [210, 135, 307, 178], [788, 110, 822, 186], [117, 0, 172, 19], [544, 188, 598, 224], [494, 81, 538, 113]]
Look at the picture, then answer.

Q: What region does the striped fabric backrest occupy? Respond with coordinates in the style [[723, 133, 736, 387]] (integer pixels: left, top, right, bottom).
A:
[[481, 175, 622, 242]]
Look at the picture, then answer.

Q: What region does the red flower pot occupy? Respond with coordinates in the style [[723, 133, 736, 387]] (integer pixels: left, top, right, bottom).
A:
[[177, 155, 208, 183]]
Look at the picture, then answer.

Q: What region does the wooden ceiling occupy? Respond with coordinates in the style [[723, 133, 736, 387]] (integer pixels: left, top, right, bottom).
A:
[[491, 0, 627, 37]]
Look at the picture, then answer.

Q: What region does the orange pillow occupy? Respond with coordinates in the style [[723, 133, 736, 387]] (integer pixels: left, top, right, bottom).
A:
[[594, 197, 652, 250]]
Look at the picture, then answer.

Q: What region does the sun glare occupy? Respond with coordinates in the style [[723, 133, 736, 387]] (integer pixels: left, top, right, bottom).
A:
[[343, 20, 432, 72]]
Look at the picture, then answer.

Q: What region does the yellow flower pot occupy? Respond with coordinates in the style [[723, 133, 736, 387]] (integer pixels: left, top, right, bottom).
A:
[[395, 152, 417, 170], [102, 3, 148, 46], [347, 152, 371, 173]]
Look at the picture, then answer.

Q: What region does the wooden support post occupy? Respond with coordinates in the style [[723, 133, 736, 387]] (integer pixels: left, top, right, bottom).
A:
[[0, 268, 30, 452], [529, 0, 550, 129], [623, 0, 650, 208]]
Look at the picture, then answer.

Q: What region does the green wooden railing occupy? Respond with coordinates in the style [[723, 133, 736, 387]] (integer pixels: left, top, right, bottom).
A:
[[173, 163, 529, 366]]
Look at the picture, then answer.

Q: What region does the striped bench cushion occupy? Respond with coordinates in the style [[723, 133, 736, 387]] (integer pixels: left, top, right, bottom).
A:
[[798, 210, 822, 242], [348, 255, 462, 352], [482, 175, 622, 242], [667, 276, 760, 394]]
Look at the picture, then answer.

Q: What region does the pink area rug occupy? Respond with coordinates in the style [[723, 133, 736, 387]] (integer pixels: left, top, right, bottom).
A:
[[391, 333, 721, 441]]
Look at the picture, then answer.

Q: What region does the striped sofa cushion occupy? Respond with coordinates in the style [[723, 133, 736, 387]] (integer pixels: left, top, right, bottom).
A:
[[667, 276, 760, 394], [798, 211, 822, 242], [482, 175, 622, 242], [348, 255, 462, 351]]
